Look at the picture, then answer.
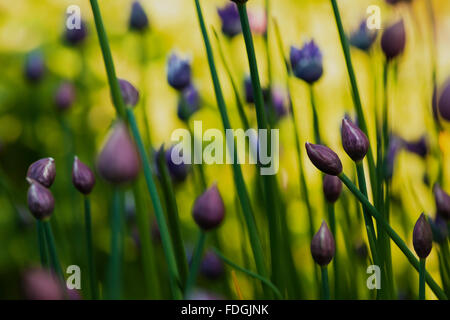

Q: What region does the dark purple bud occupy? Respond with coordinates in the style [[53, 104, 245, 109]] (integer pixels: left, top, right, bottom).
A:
[[323, 174, 342, 203], [430, 214, 448, 244], [404, 136, 429, 158], [118, 79, 140, 107], [22, 268, 64, 300], [217, 3, 241, 38], [165, 146, 191, 183], [177, 84, 200, 121], [244, 75, 254, 104], [341, 117, 369, 162], [55, 82, 76, 111], [381, 20, 406, 60], [72, 156, 96, 195], [305, 142, 343, 176], [413, 213, 433, 259], [200, 250, 224, 280], [290, 40, 323, 84], [64, 19, 88, 46], [24, 51, 45, 83], [167, 53, 191, 91], [437, 79, 450, 122], [433, 183, 450, 220], [192, 184, 225, 231], [26, 179, 55, 220], [27, 158, 56, 188], [311, 221, 335, 266], [349, 20, 378, 52], [129, 1, 149, 32], [97, 121, 141, 184], [354, 241, 368, 260], [265, 87, 288, 119]]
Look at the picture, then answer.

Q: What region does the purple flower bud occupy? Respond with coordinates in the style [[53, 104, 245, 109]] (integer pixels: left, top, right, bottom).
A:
[[200, 250, 224, 280], [27, 179, 55, 220], [97, 121, 141, 184], [22, 268, 64, 300], [430, 214, 448, 244], [349, 20, 378, 52], [64, 20, 88, 46], [167, 53, 191, 91], [192, 184, 225, 231], [165, 146, 191, 183], [55, 82, 76, 111], [72, 156, 96, 195], [311, 221, 335, 266], [341, 117, 369, 162], [24, 51, 45, 83], [381, 20, 406, 60], [118, 79, 140, 107], [323, 174, 342, 203], [244, 75, 254, 104], [217, 3, 241, 38], [354, 241, 368, 260], [264, 87, 289, 119], [437, 79, 450, 122], [27, 158, 56, 188], [290, 40, 323, 84], [305, 142, 343, 176], [413, 213, 433, 259], [177, 84, 200, 121], [404, 136, 429, 158], [129, 1, 149, 32], [433, 183, 450, 220]]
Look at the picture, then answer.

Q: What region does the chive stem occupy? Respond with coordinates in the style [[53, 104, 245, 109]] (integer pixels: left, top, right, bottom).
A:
[[37, 221, 49, 268], [419, 258, 426, 300], [107, 188, 122, 299], [84, 196, 98, 300], [43, 220, 64, 282], [184, 231, 206, 297], [321, 266, 330, 300], [309, 85, 322, 144]]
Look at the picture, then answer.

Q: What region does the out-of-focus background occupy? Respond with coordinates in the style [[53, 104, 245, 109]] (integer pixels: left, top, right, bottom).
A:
[[0, 0, 449, 299]]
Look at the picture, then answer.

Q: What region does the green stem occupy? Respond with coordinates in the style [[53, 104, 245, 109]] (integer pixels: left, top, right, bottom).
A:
[[84, 196, 98, 300], [43, 220, 64, 281], [37, 221, 48, 268], [309, 85, 321, 144], [127, 108, 182, 299], [213, 248, 283, 300], [156, 148, 189, 287], [186, 121, 207, 192], [107, 188, 122, 300], [419, 258, 426, 300], [321, 266, 330, 300], [339, 173, 448, 300], [184, 231, 206, 296], [193, 0, 268, 287], [327, 203, 338, 298]]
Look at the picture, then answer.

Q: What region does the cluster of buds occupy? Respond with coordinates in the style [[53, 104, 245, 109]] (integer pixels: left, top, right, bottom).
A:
[[26, 158, 56, 220]]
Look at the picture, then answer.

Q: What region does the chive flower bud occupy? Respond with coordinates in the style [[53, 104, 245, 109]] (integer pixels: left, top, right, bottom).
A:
[[244, 75, 254, 104], [200, 250, 224, 280], [118, 79, 140, 107], [72, 156, 96, 195], [163, 146, 191, 183], [24, 51, 45, 83], [341, 117, 369, 162], [27, 158, 56, 188], [129, 1, 149, 32], [381, 20, 406, 60], [404, 136, 429, 158], [413, 213, 433, 259], [26, 179, 55, 220], [55, 82, 76, 111], [433, 183, 450, 220], [305, 142, 343, 176], [264, 87, 289, 119], [217, 3, 241, 38], [97, 121, 141, 184], [177, 84, 200, 121], [193, 184, 225, 231], [22, 268, 64, 300], [167, 52, 191, 91], [437, 79, 450, 122], [290, 40, 323, 84], [323, 174, 342, 203], [349, 20, 377, 52], [430, 214, 448, 244], [64, 19, 88, 46], [311, 221, 335, 266]]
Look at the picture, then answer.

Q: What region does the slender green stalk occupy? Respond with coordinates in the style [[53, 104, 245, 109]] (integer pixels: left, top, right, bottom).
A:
[[84, 196, 98, 300], [339, 173, 448, 300], [193, 0, 268, 287], [156, 149, 189, 286], [132, 181, 161, 299], [329, 0, 377, 195], [127, 108, 182, 299], [419, 258, 426, 300], [184, 231, 206, 296], [327, 203, 338, 298], [309, 85, 322, 144], [186, 120, 207, 191], [321, 266, 330, 300], [213, 248, 283, 299], [43, 221, 64, 281], [139, 33, 154, 154], [37, 221, 48, 268], [107, 189, 122, 300]]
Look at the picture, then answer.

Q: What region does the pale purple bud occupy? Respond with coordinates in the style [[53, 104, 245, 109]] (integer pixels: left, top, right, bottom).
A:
[[26, 179, 55, 220], [27, 158, 56, 188]]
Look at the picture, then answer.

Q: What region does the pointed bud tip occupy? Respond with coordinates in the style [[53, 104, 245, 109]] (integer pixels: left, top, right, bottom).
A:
[[27, 158, 56, 188], [305, 142, 342, 176], [413, 213, 433, 259], [341, 117, 369, 162], [311, 221, 335, 266], [72, 156, 96, 195]]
